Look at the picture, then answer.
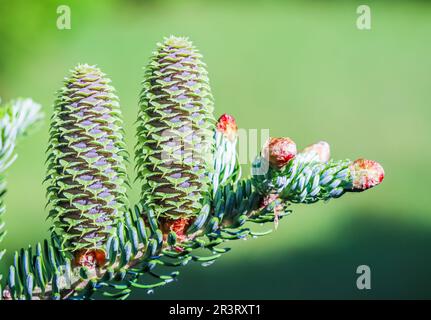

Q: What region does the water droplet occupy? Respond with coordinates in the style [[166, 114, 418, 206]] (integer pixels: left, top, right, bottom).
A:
[[147, 289, 154, 295]]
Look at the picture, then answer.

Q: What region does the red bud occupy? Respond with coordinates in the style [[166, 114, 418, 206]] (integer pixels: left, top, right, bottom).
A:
[[161, 217, 192, 242], [74, 249, 106, 268], [216, 114, 237, 142], [350, 158, 385, 190], [301, 141, 330, 162], [263, 137, 297, 169]]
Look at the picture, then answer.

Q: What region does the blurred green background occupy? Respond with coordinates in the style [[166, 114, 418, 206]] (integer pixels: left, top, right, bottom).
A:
[[1, 0, 430, 299]]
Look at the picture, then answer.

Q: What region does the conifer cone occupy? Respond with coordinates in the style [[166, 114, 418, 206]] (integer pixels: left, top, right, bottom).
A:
[[46, 64, 128, 255], [136, 36, 215, 220]]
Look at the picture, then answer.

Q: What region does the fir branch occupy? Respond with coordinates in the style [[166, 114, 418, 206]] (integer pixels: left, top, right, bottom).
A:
[[1, 36, 385, 300], [0, 98, 43, 296], [1, 146, 383, 300]]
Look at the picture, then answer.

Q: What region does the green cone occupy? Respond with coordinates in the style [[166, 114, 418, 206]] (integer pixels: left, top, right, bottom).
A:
[[136, 36, 215, 219], [46, 64, 128, 253]]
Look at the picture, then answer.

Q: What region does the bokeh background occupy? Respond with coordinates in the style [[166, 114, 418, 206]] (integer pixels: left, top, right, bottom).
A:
[[0, 0, 430, 299]]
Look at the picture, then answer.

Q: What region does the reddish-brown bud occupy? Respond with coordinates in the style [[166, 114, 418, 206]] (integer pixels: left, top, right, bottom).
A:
[[74, 249, 106, 268], [161, 217, 192, 242], [301, 141, 330, 162], [263, 137, 297, 169], [216, 114, 237, 142], [350, 158, 385, 190]]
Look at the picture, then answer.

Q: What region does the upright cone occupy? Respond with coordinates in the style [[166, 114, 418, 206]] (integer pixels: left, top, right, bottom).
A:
[[46, 64, 128, 254], [136, 36, 215, 220]]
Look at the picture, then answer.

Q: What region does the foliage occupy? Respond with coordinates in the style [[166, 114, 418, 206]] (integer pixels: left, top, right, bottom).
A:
[[0, 36, 384, 300], [0, 98, 43, 296]]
